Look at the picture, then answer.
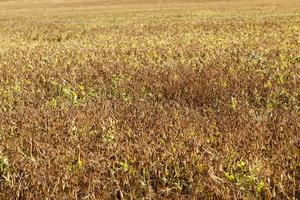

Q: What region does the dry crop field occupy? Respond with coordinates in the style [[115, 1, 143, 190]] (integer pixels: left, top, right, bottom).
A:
[[0, 0, 300, 199]]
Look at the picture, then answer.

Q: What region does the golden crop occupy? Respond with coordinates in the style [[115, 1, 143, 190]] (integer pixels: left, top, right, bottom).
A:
[[0, 0, 299, 199]]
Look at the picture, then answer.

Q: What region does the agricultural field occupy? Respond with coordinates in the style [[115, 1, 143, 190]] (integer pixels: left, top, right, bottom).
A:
[[0, 0, 299, 199]]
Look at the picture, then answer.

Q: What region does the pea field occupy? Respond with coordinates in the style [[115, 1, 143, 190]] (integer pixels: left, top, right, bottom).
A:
[[0, 0, 299, 199]]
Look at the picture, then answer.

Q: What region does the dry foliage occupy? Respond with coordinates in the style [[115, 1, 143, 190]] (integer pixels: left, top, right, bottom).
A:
[[0, 0, 299, 199]]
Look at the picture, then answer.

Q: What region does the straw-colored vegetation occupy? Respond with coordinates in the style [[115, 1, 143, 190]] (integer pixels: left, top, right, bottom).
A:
[[0, 0, 299, 199]]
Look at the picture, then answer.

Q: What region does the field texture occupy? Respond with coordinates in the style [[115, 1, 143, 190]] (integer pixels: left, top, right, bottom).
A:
[[0, 0, 300, 199]]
